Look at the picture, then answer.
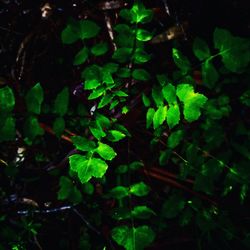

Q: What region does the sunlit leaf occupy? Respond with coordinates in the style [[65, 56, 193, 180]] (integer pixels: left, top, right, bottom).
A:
[[136, 29, 153, 41], [108, 130, 126, 142], [73, 46, 89, 65], [167, 130, 184, 149], [95, 142, 117, 161], [0, 86, 15, 114], [91, 42, 108, 56], [153, 106, 167, 129], [166, 104, 180, 129], [130, 182, 150, 197], [88, 87, 105, 100], [54, 87, 69, 116], [98, 94, 113, 109], [176, 84, 207, 122], [71, 136, 96, 152], [89, 126, 106, 140], [84, 79, 100, 90], [162, 84, 176, 103], [146, 108, 155, 128], [131, 2, 153, 24], [25, 83, 44, 115], [112, 225, 155, 250], [193, 37, 211, 61], [69, 154, 108, 183]]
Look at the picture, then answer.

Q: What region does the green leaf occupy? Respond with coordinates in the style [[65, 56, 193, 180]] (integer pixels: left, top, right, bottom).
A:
[[131, 2, 153, 24], [213, 28, 250, 72], [166, 104, 180, 129], [108, 130, 126, 142], [54, 87, 69, 116], [115, 90, 128, 97], [146, 108, 155, 128], [240, 184, 248, 204], [152, 86, 164, 107], [89, 126, 106, 140], [129, 161, 144, 171], [116, 68, 131, 78], [103, 63, 119, 73], [73, 46, 89, 65], [88, 87, 105, 100], [162, 84, 176, 103], [202, 60, 219, 88], [136, 29, 153, 41], [81, 64, 102, 81], [58, 176, 82, 204], [240, 90, 250, 107], [172, 48, 191, 73], [98, 94, 113, 109], [112, 225, 155, 250], [91, 42, 108, 56], [112, 48, 133, 63], [130, 182, 150, 197], [132, 69, 150, 81], [167, 130, 184, 149], [176, 84, 207, 122], [156, 74, 168, 86], [96, 113, 111, 129], [61, 18, 80, 44], [119, 9, 133, 22], [161, 193, 186, 218], [132, 206, 156, 219], [84, 79, 100, 90], [24, 116, 44, 140], [69, 154, 108, 183], [153, 105, 167, 129], [193, 37, 211, 61], [109, 186, 129, 199], [82, 182, 94, 195], [159, 149, 172, 166], [142, 93, 151, 107], [0, 86, 15, 114], [0, 116, 15, 142], [53, 117, 65, 137], [79, 20, 100, 40], [71, 136, 96, 152], [115, 165, 129, 174], [25, 83, 44, 114], [134, 48, 151, 64], [96, 142, 117, 161]]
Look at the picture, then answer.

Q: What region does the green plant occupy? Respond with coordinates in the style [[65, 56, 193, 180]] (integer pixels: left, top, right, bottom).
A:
[[0, 1, 250, 249]]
